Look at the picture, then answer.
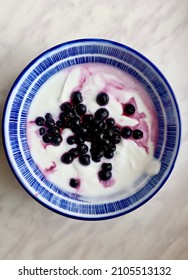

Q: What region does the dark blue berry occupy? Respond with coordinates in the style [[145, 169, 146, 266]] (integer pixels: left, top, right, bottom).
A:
[[79, 154, 90, 166], [101, 163, 112, 172], [108, 127, 120, 137], [108, 142, 116, 152], [90, 147, 104, 158], [70, 116, 81, 130], [98, 132, 106, 141], [45, 118, 55, 128], [106, 118, 115, 127], [92, 118, 102, 128], [76, 126, 88, 136], [111, 126, 121, 134], [45, 113, 52, 119], [51, 135, 62, 146], [67, 108, 77, 119], [59, 112, 66, 122], [132, 129, 143, 139], [71, 91, 83, 105], [67, 135, 75, 145], [39, 127, 45, 135], [91, 154, 101, 162], [83, 114, 93, 124], [121, 127, 132, 138], [124, 103, 135, 115], [104, 150, 114, 159], [75, 104, 87, 115], [42, 134, 52, 143], [60, 102, 72, 112], [94, 108, 109, 121], [69, 148, 79, 158], [61, 153, 73, 164], [56, 120, 63, 128], [75, 134, 85, 144], [64, 119, 72, 128], [69, 178, 79, 188], [47, 126, 60, 136], [96, 92, 109, 106], [35, 117, 45, 126], [99, 170, 112, 181], [111, 133, 121, 144], [78, 144, 88, 155]]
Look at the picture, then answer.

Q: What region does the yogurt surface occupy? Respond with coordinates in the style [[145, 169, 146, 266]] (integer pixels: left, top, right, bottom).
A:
[[27, 63, 161, 200]]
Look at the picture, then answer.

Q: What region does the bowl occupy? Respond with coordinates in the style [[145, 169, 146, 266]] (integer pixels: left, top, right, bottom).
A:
[[2, 38, 181, 220]]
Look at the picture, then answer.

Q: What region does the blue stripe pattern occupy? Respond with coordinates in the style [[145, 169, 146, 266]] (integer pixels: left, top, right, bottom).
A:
[[5, 39, 181, 219]]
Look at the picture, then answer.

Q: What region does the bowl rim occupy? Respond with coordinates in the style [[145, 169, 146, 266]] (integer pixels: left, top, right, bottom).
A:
[[2, 38, 181, 220]]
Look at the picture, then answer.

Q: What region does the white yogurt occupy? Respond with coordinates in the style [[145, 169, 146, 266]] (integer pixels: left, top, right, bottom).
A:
[[27, 63, 161, 200]]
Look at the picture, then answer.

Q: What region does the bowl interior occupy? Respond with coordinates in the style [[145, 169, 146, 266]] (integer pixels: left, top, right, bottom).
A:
[[3, 39, 181, 220]]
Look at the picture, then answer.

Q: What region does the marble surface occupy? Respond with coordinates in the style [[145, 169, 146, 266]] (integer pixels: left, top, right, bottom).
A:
[[0, 0, 188, 260]]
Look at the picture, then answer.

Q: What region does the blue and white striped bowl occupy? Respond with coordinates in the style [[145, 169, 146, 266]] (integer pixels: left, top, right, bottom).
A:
[[3, 39, 181, 220]]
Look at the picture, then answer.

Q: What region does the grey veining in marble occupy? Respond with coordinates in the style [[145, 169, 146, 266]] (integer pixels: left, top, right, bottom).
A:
[[0, 0, 188, 260]]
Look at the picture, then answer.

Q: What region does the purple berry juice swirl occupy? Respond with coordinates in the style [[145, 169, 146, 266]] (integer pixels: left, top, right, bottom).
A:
[[27, 63, 161, 200]]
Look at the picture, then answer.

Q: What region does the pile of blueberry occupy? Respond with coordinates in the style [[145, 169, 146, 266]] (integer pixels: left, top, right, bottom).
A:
[[35, 91, 143, 185]]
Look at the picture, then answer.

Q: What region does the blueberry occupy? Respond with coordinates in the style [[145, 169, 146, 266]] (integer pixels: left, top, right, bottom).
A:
[[47, 126, 60, 136], [93, 119, 106, 130], [108, 127, 121, 137], [104, 150, 114, 159], [121, 127, 132, 138], [45, 113, 52, 119], [51, 135, 62, 146], [69, 148, 79, 158], [35, 116, 45, 126], [75, 134, 85, 144], [102, 138, 111, 147], [76, 125, 88, 136], [42, 134, 52, 143], [96, 92, 109, 106], [79, 154, 90, 166], [60, 102, 72, 112], [99, 170, 112, 181], [101, 163, 112, 172], [132, 129, 143, 139], [69, 178, 79, 188], [92, 118, 102, 128], [70, 116, 81, 129], [111, 133, 121, 144], [45, 118, 55, 128], [56, 120, 63, 128], [67, 135, 75, 145], [111, 126, 121, 134], [71, 91, 83, 105], [82, 114, 93, 124], [98, 131, 106, 141], [75, 104, 87, 115], [124, 103, 135, 115], [64, 119, 72, 129], [39, 127, 45, 135], [99, 121, 107, 130], [108, 142, 116, 152], [106, 118, 115, 127], [92, 154, 101, 162], [67, 108, 77, 119], [59, 112, 66, 122], [90, 147, 104, 158], [78, 144, 88, 155], [94, 108, 109, 121], [61, 152, 73, 164], [84, 127, 92, 141]]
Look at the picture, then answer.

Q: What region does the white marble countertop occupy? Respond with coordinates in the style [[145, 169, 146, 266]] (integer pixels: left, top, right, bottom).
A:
[[0, 0, 188, 260]]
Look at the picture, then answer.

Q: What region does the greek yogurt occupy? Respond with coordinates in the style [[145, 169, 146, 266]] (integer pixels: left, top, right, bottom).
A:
[[27, 63, 161, 200]]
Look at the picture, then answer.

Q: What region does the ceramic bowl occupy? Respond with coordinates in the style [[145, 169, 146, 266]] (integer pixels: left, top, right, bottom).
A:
[[3, 39, 181, 220]]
